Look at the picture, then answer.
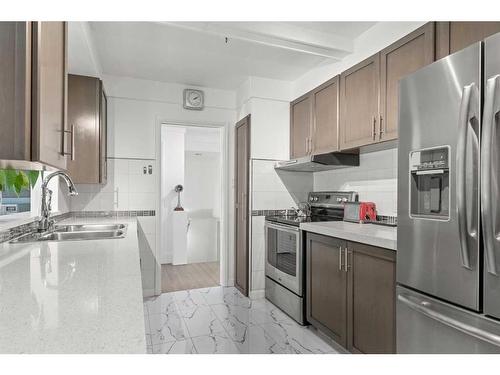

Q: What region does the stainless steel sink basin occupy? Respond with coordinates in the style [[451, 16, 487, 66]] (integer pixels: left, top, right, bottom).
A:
[[54, 224, 126, 232], [40, 230, 126, 241], [9, 224, 127, 243]]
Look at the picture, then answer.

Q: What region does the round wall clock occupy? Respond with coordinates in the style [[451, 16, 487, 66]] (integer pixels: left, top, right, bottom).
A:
[[183, 89, 204, 110]]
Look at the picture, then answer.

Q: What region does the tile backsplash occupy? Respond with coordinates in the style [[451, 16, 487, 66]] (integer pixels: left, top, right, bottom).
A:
[[251, 159, 296, 211], [71, 158, 157, 212], [313, 148, 397, 216], [251, 159, 313, 210]]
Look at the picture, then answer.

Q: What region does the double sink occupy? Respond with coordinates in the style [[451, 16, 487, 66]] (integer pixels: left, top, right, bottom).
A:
[[10, 224, 127, 243]]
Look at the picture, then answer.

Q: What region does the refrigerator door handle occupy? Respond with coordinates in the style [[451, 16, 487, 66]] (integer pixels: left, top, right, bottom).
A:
[[456, 83, 480, 270], [481, 75, 500, 275], [397, 292, 500, 347]]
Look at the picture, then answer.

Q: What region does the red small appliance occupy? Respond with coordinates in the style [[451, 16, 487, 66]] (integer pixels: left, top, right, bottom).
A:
[[343, 202, 377, 223]]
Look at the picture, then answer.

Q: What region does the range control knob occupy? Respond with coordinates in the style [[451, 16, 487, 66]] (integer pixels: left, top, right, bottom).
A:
[[336, 197, 342, 203], [309, 196, 315, 202], [313, 196, 319, 202], [342, 197, 348, 203]]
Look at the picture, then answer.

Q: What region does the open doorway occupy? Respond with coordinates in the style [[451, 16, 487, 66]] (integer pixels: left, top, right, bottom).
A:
[[160, 124, 224, 293]]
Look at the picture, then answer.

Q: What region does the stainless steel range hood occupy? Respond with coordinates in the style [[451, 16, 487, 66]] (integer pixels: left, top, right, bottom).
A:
[[274, 152, 359, 172]]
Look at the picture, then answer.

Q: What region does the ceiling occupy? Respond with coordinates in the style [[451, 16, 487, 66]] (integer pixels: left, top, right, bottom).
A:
[[84, 21, 376, 90]]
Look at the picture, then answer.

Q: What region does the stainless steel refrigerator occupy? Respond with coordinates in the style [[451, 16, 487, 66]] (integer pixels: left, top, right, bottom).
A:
[[397, 32, 500, 353]]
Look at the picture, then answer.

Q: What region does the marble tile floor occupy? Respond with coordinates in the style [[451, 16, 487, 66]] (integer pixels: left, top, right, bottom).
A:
[[143, 286, 339, 354]]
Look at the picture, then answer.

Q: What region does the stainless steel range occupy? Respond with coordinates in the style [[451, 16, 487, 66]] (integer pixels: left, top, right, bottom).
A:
[[264, 191, 358, 324]]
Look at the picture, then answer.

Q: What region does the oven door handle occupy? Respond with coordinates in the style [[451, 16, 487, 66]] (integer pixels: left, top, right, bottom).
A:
[[264, 222, 300, 233]]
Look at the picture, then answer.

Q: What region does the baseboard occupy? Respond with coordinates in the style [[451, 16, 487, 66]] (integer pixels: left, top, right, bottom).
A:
[[142, 288, 155, 298], [220, 278, 234, 287], [249, 289, 265, 300]]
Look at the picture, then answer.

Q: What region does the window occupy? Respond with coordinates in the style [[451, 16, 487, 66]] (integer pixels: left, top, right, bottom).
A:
[[0, 169, 42, 220]]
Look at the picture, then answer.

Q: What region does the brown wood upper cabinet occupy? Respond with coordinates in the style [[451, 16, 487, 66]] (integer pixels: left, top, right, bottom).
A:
[[290, 76, 339, 158], [311, 76, 339, 154], [0, 21, 68, 170], [339, 54, 380, 149], [436, 22, 500, 59], [0, 22, 31, 163], [306, 232, 396, 354], [67, 75, 107, 184], [339, 23, 434, 148], [290, 93, 312, 159], [32, 22, 68, 170], [379, 22, 435, 142]]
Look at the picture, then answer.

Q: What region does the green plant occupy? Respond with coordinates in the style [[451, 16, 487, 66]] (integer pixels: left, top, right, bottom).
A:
[[0, 169, 40, 195]]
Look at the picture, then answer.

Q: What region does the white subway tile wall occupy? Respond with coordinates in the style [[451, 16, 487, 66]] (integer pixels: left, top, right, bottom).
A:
[[251, 216, 266, 292], [313, 148, 398, 216], [251, 160, 296, 211], [71, 158, 157, 212]]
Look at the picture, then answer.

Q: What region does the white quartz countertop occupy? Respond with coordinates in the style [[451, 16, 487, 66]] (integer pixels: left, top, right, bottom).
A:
[[0, 217, 147, 353], [300, 221, 397, 251]]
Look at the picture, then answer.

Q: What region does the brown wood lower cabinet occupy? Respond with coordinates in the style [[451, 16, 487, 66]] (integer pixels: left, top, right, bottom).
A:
[[306, 232, 396, 354], [347, 242, 396, 353], [306, 234, 347, 347]]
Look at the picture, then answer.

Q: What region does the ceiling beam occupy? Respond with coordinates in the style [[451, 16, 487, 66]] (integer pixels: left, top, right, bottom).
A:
[[162, 22, 353, 60]]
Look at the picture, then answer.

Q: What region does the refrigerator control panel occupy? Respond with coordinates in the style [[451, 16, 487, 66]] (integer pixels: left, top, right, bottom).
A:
[[409, 146, 450, 220], [410, 147, 449, 172]]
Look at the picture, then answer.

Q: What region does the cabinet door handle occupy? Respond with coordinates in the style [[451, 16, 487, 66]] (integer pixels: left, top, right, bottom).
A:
[[345, 247, 350, 272], [309, 137, 313, 154], [372, 116, 377, 140], [379, 115, 384, 139], [114, 187, 119, 208], [305, 138, 308, 154], [63, 124, 75, 161], [241, 192, 247, 222], [339, 246, 344, 271]]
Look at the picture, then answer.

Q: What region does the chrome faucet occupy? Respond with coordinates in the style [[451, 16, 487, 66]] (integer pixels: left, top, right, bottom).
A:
[[39, 171, 78, 232]]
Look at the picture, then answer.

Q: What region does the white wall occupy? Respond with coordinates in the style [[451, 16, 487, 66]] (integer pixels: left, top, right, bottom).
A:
[[184, 151, 221, 216], [161, 127, 186, 264], [184, 151, 221, 265], [71, 158, 157, 212], [104, 75, 236, 160], [68, 22, 102, 78], [236, 77, 292, 161], [292, 22, 426, 98]]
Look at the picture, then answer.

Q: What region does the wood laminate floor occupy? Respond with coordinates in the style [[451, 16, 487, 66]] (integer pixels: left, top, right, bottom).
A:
[[161, 262, 220, 293]]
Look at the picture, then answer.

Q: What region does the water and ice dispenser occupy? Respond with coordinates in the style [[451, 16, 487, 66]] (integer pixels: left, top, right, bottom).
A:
[[409, 146, 450, 220]]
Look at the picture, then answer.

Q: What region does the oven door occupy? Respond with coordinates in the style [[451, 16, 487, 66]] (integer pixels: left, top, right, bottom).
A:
[[265, 221, 302, 296]]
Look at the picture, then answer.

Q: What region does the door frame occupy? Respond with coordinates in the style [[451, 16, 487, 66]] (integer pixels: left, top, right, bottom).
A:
[[234, 115, 251, 296], [156, 118, 231, 294]]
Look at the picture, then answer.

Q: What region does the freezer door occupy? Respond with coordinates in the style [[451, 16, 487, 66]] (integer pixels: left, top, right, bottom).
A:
[[483, 32, 500, 320], [397, 286, 500, 353], [397, 43, 481, 310]]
